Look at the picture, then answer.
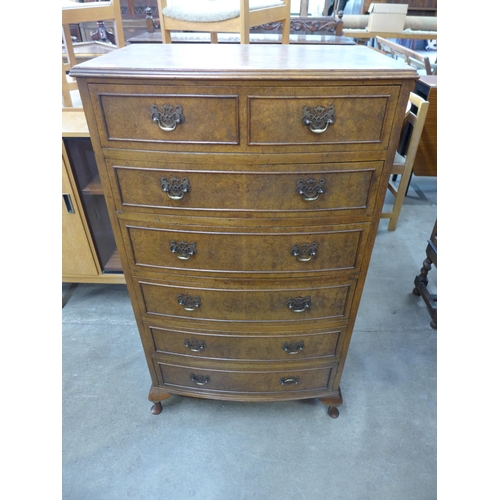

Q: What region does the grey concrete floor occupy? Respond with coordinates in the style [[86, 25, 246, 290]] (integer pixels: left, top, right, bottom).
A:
[[62, 176, 437, 500]]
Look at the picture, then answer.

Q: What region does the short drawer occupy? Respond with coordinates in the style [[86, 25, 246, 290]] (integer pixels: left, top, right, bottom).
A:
[[121, 221, 370, 276], [247, 85, 400, 150], [156, 361, 333, 394], [109, 160, 382, 215], [88, 84, 239, 149], [134, 277, 355, 323], [148, 324, 343, 361]]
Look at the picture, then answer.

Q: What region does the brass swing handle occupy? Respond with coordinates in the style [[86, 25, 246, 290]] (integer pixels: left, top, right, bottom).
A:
[[296, 178, 325, 202], [151, 104, 185, 132], [287, 296, 311, 313], [283, 340, 305, 355], [280, 376, 300, 386], [161, 177, 190, 200], [185, 338, 205, 352], [178, 294, 201, 311], [291, 242, 318, 262], [190, 373, 210, 386], [171, 241, 197, 260], [302, 104, 335, 133]]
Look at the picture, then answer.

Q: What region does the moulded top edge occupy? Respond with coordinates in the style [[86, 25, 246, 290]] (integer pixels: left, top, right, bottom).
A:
[[69, 43, 419, 81]]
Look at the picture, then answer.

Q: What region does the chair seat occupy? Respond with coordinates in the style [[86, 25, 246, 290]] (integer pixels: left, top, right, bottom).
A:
[[164, 0, 284, 23]]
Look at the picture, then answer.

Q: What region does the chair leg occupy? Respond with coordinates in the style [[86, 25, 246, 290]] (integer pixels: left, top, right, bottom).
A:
[[210, 32, 218, 43], [281, 18, 290, 44], [387, 168, 413, 231], [240, 29, 250, 44], [163, 29, 172, 43]]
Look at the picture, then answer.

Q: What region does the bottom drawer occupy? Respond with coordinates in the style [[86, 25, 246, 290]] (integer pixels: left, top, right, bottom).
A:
[[156, 361, 333, 394]]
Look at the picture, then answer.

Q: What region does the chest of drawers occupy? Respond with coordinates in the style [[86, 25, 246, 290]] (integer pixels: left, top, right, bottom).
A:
[[72, 44, 417, 418]]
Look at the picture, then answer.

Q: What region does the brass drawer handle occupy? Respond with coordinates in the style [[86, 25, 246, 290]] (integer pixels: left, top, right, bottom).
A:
[[171, 241, 197, 260], [296, 178, 325, 201], [283, 340, 304, 355], [291, 242, 318, 262], [151, 104, 185, 132], [178, 294, 201, 311], [287, 296, 311, 313], [161, 177, 190, 200], [302, 105, 335, 134], [190, 373, 210, 386], [185, 338, 205, 352], [280, 376, 300, 386]]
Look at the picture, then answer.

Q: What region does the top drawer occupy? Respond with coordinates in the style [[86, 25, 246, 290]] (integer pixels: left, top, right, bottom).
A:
[[87, 84, 239, 150], [87, 83, 401, 153]]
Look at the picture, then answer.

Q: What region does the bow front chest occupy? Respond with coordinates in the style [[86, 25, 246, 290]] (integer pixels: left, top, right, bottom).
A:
[[72, 44, 417, 418]]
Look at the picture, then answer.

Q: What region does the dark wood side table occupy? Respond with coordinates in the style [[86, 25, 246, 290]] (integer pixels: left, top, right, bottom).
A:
[[413, 220, 437, 328]]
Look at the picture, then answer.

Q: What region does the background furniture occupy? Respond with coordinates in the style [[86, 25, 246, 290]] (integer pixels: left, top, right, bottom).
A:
[[62, 109, 125, 284], [156, 0, 292, 43], [380, 92, 429, 231], [72, 43, 417, 418], [413, 220, 437, 328], [62, 0, 125, 107], [361, 0, 437, 16], [373, 36, 436, 75], [412, 75, 437, 176]]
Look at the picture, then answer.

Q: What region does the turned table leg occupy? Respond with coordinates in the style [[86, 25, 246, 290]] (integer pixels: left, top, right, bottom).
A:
[[413, 256, 432, 296], [148, 386, 171, 415], [319, 389, 343, 419]]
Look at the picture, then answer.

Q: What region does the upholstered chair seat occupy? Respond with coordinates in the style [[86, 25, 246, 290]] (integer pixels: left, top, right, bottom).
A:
[[157, 0, 291, 44]]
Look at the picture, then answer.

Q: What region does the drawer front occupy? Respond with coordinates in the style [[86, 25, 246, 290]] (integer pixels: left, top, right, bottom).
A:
[[121, 221, 370, 275], [156, 361, 333, 394], [149, 324, 343, 361], [248, 85, 400, 150], [88, 84, 239, 149], [134, 278, 354, 323], [109, 161, 382, 215]]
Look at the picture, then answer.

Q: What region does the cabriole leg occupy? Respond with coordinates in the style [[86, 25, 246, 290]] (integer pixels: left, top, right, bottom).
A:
[[148, 386, 171, 416]]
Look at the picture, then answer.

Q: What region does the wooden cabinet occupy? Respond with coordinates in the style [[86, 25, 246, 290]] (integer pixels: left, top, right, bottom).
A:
[[72, 44, 417, 417], [62, 109, 125, 284]]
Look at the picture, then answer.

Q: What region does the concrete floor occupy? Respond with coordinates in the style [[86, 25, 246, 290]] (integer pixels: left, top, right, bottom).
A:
[[62, 177, 437, 500]]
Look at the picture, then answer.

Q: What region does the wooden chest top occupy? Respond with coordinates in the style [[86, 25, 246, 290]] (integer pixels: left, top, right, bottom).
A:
[[70, 43, 418, 81]]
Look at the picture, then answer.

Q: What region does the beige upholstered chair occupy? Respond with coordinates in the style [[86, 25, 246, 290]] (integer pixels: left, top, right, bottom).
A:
[[156, 0, 291, 44], [380, 92, 429, 231]]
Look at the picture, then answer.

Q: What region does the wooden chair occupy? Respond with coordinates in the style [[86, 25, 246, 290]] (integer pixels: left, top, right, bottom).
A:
[[156, 0, 291, 44], [373, 36, 437, 75], [380, 92, 429, 231], [62, 0, 125, 107]]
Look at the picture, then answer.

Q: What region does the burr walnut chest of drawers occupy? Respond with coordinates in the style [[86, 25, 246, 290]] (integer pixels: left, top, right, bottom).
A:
[[72, 44, 417, 418]]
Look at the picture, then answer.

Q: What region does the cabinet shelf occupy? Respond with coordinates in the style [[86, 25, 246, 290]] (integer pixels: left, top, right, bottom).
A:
[[103, 249, 123, 274], [82, 176, 104, 195], [63, 109, 125, 284]]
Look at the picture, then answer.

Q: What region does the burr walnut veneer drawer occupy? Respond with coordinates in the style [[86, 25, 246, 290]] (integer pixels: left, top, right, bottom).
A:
[[109, 161, 383, 215], [156, 361, 334, 395], [135, 277, 354, 323], [247, 85, 400, 149], [149, 324, 343, 361], [88, 84, 239, 149], [121, 221, 370, 275]]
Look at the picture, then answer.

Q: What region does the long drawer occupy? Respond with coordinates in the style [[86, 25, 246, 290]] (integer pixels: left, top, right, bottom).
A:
[[88, 83, 400, 153], [147, 323, 344, 361], [120, 220, 370, 276], [133, 276, 355, 323], [155, 360, 334, 395], [108, 160, 383, 216]]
